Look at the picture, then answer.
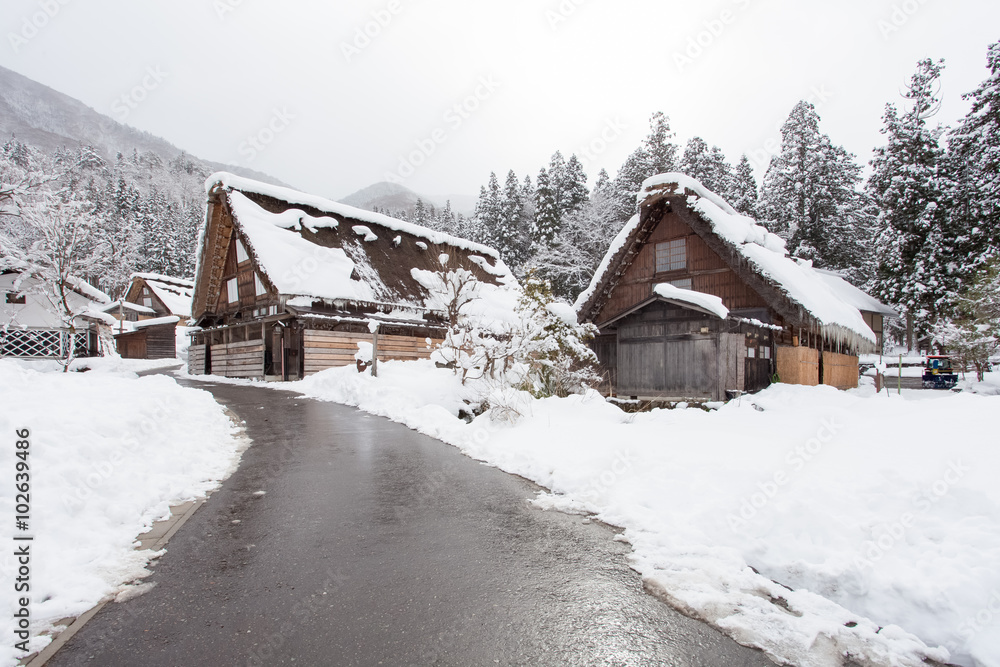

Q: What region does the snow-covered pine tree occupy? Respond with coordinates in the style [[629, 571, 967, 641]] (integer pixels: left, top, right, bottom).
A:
[[868, 59, 956, 347], [560, 154, 589, 215], [413, 198, 430, 227], [731, 154, 759, 217], [472, 173, 503, 250], [609, 112, 679, 224], [644, 111, 679, 175], [527, 170, 621, 301], [679, 137, 735, 197], [533, 167, 561, 246], [758, 100, 871, 273], [499, 170, 531, 270], [521, 174, 535, 233], [948, 40, 1000, 272]]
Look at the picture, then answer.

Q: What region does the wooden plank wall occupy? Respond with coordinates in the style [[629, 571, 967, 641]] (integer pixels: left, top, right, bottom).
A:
[[776, 345, 819, 386], [145, 323, 177, 359], [719, 333, 745, 397], [188, 344, 206, 375], [211, 340, 264, 379], [597, 211, 769, 325], [303, 330, 443, 376], [822, 351, 859, 390], [306, 330, 445, 374]]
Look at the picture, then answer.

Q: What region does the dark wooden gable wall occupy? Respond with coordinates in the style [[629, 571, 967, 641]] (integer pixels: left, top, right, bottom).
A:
[[212, 220, 275, 318], [595, 206, 769, 327], [125, 278, 169, 317]]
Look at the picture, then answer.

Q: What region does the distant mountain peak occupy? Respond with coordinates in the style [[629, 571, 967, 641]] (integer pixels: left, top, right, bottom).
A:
[[0, 64, 289, 188], [340, 181, 475, 217]]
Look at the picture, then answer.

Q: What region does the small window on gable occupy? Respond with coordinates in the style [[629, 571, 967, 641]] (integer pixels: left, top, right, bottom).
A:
[[655, 238, 686, 273], [236, 238, 249, 263], [227, 278, 239, 304], [667, 278, 692, 290], [5, 292, 26, 305], [254, 273, 267, 296], [143, 297, 153, 308]]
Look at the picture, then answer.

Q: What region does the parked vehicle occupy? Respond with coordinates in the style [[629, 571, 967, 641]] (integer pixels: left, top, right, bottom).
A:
[[923, 355, 958, 389]]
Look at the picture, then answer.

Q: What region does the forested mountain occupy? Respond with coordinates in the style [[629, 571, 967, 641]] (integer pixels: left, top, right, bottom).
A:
[[0, 65, 287, 298], [340, 181, 476, 218]]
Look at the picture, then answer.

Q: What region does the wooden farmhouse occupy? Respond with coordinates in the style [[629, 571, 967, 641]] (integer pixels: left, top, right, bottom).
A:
[[575, 174, 892, 401], [122, 273, 194, 322], [188, 172, 514, 381], [1, 269, 112, 359], [105, 273, 194, 360]]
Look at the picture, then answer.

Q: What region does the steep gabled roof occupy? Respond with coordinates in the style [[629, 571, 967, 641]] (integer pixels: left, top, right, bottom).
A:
[[129, 273, 194, 317], [192, 173, 514, 321], [575, 173, 878, 351]]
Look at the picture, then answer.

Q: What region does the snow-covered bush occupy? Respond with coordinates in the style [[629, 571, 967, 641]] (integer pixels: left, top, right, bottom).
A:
[[427, 269, 600, 414], [513, 272, 600, 398]]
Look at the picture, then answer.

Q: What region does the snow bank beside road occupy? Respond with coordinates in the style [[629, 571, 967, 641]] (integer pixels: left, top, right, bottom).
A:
[[0, 361, 247, 665], [292, 360, 1000, 667]]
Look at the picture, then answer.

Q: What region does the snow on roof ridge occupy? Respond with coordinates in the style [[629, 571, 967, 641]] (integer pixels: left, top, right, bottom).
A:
[[131, 272, 195, 288], [206, 171, 501, 260], [639, 172, 741, 217], [132, 315, 181, 329]]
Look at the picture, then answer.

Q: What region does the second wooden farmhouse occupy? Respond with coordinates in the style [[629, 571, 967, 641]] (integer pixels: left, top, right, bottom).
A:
[[188, 173, 514, 381], [576, 174, 894, 401]]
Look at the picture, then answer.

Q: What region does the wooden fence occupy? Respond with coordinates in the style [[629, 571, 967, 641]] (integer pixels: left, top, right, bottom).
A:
[[210, 340, 265, 379], [303, 330, 443, 376]]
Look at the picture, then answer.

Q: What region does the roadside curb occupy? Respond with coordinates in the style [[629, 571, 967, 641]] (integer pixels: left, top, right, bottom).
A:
[[21, 407, 246, 667]]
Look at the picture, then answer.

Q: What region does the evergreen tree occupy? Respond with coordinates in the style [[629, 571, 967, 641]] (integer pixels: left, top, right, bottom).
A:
[[533, 167, 561, 245], [609, 112, 679, 224], [948, 40, 1000, 270], [679, 137, 735, 197], [528, 171, 621, 301], [499, 170, 531, 269], [758, 100, 871, 272], [472, 173, 503, 250], [413, 198, 428, 227], [731, 154, 759, 217], [547, 151, 567, 213], [559, 154, 589, 215], [868, 59, 956, 345]]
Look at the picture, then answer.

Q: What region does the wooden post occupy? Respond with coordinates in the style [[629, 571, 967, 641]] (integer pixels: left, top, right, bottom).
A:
[[371, 327, 379, 378], [898, 354, 902, 396]]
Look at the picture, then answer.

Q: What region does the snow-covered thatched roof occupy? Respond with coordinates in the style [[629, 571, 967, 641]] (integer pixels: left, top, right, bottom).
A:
[[575, 173, 881, 351], [129, 273, 194, 318], [191, 172, 514, 322]]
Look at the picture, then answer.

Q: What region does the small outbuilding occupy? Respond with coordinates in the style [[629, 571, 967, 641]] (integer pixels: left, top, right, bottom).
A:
[[188, 172, 514, 380], [113, 316, 181, 359], [575, 174, 890, 401]]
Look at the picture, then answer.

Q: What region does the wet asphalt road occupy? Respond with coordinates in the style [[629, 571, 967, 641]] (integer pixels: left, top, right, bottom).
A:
[[48, 379, 774, 667]]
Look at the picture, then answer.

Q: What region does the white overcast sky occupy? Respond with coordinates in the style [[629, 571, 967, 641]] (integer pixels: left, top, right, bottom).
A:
[[2, 0, 998, 201]]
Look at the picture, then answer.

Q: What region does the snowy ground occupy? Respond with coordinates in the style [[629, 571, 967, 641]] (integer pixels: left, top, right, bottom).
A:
[[209, 361, 1000, 667], [0, 359, 247, 666]]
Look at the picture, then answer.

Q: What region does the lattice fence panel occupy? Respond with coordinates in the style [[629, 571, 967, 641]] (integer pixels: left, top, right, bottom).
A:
[[73, 332, 93, 358], [0, 329, 63, 358]]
